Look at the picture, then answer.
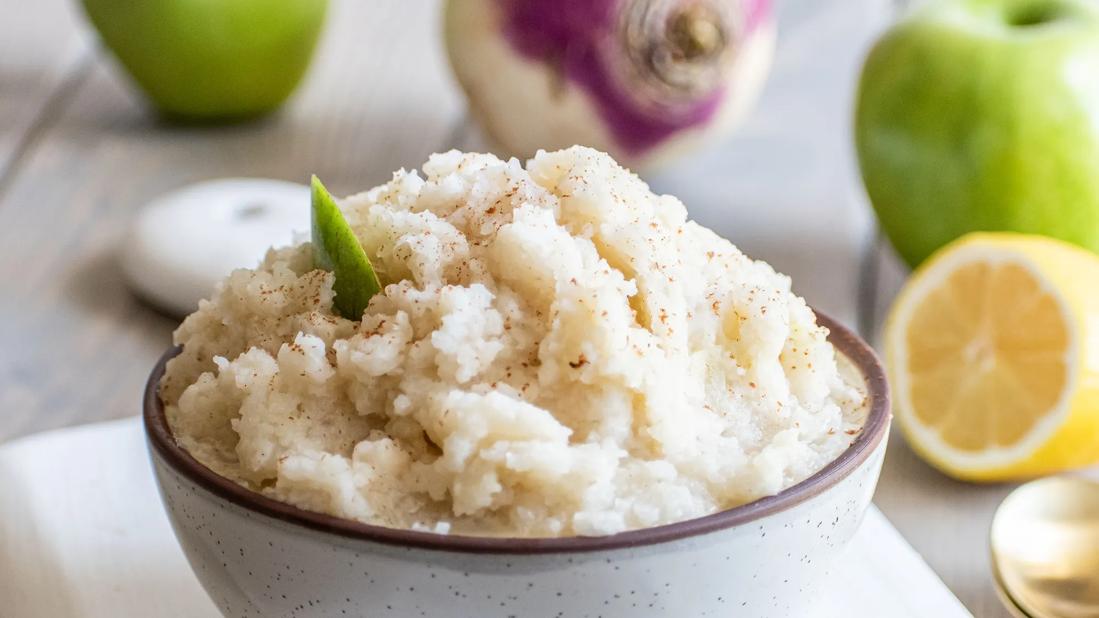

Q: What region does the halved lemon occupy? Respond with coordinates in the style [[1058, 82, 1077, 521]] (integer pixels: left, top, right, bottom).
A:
[[885, 233, 1099, 481]]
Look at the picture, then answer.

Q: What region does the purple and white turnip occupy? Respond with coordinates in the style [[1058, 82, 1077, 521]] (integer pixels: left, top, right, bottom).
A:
[[445, 0, 775, 168]]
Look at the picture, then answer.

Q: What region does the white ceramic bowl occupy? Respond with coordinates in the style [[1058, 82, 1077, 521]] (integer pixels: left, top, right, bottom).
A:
[[144, 313, 890, 618]]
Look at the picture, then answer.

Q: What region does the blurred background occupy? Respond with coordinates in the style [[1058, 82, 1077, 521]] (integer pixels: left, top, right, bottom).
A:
[[4, 0, 1098, 615]]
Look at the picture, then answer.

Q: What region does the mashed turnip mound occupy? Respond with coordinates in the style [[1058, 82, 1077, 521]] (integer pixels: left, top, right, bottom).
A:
[[162, 147, 866, 537]]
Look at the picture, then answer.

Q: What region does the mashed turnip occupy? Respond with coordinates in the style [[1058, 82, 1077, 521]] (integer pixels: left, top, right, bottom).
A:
[[161, 147, 866, 537]]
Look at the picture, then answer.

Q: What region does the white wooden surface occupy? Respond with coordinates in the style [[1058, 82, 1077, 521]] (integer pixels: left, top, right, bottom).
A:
[[0, 0, 1012, 615]]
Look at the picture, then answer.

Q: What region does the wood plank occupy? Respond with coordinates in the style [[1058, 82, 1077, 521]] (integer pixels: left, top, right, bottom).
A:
[[0, 0, 463, 441], [0, 0, 92, 180]]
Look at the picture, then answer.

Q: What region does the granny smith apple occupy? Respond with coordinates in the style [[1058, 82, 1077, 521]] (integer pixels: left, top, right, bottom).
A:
[[81, 0, 328, 122], [856, 0, 1099, 267], [311, 176, 381, 320]]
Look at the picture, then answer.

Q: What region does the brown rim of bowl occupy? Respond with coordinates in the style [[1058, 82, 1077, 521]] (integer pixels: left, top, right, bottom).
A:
[[144, 311, 890, 555]]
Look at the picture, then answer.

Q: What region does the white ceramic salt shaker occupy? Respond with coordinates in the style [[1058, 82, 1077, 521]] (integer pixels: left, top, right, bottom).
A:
[[121, 178, 310, 316]]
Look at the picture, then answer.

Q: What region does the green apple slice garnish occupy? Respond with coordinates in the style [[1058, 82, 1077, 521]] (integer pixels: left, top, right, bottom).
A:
[[311, 175, 382, 320]]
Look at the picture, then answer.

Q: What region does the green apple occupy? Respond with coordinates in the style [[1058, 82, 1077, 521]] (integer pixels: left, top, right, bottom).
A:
[[311, 176, 381, 320], [81, 0, 328, 122], [856, 0, 1099, 267]]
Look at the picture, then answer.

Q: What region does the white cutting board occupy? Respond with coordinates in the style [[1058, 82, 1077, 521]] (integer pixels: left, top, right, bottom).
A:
[[0, 418, 970, 617]]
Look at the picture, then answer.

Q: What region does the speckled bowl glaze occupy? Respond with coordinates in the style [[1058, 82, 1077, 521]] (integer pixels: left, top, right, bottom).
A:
[[144, 313, 890, 618]]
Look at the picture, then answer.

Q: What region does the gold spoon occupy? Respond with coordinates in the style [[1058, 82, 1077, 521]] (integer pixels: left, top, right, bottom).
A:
[[990, 476, 1099, 618]]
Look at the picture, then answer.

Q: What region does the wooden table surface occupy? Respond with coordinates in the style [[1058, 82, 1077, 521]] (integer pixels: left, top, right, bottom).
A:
[[0, 1, 1015, 615]]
